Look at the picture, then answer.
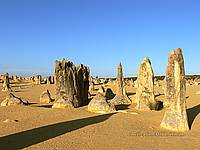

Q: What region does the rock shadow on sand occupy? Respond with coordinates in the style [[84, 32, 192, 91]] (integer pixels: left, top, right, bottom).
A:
[[105, 88, 115, 100], [115, 104, 130, 110], [126, 92, 136, 97], [187, 104, 200, 129], [36, 104, 53, 108], [0, 113, 114, 150]]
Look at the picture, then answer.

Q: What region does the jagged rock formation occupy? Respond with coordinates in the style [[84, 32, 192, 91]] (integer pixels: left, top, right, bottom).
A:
[[110, 63, 131, 105], [52, 59, 89, 108], [2, 73, 12, 92], [161, 48, 189, 132], [40, 90, 52, 103], [52, 60, 78, 108], [88, 92, 116, 114], [1, 93, 28, 106], [135, 57, 156, 110], [76, 64, 90, 106]]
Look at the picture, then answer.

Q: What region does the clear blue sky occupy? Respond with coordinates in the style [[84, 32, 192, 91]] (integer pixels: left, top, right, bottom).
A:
[[0, 0, 199, 77]]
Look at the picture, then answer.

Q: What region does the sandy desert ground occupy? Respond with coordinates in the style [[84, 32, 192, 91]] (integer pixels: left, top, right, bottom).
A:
[[0, 80, 200, 150]]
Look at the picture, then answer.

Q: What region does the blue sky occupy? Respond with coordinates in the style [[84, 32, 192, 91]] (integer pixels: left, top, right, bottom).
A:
[[0, 0, 199, 77]]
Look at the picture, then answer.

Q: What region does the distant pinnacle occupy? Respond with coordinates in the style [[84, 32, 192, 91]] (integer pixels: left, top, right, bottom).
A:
[[118, 62, 122, 69]]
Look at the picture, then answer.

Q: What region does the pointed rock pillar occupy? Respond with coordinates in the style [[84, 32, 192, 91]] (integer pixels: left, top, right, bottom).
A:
[[76, 64, 90, 106], [110, 63, 131, 105], [135, 57, 156, 110], [161, 48, 189, 132]]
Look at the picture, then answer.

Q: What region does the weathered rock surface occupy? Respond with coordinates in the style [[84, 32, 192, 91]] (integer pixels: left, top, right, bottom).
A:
[[88, 93, 116, 114], [164, 48, 185, 107], [76, 64, 90, 106], [52, 95, 73, 109], [52, 59, 89, 108], [52, 60, 78, 108], [161, 48, 189, 132], [40, 90, 52, 103], [1, 93, 28, 106], [110, 63, 131, 105], [135, 57, 156, 110]]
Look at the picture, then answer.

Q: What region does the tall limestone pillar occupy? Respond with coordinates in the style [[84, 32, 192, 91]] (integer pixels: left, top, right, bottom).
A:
[[135, 57, 156, 110], [76, 64, 90, 106], [110, 63, 131, 105], [52, 59, 89, 108], [161, 48, 189, 132]]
